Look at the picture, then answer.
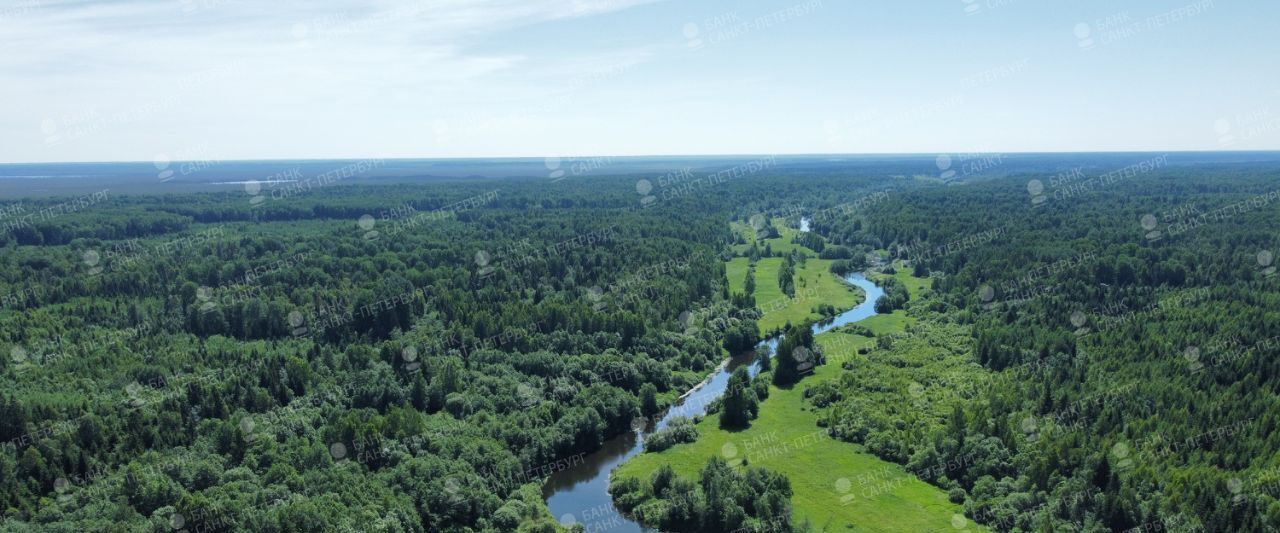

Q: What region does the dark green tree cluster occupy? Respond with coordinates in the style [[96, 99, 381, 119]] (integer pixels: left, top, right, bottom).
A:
[[777, 254, 796, 298], [643, 417, 699, 453], [791, 231, 824, 253], [818, 163, 1280, 532], [610, 458, 795, 532], [873, 276, 910, 313], [0, 176, 761, 532], [772, 324, 817, 387], [718, 367, 759, 429]]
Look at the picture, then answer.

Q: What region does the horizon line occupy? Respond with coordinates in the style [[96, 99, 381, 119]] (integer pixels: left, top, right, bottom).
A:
[[4, 149, 1280, 167]]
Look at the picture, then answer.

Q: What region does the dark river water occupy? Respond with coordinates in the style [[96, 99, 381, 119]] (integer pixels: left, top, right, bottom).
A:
[[542, 269, 885, 532]]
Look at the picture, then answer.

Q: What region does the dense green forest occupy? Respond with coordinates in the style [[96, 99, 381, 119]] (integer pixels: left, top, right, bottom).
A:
[[2, 157, 1278, 532], [811, 163, 1280, 532], [0, 171, 892, 531]]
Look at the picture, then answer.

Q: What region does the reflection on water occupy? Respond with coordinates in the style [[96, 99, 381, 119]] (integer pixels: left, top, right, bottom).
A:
[[542, 272, 883, 532]]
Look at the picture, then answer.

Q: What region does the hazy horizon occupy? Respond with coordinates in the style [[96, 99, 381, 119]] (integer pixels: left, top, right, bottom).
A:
[[5, 149, 1280, 168], [4, 0, 1278, 164]]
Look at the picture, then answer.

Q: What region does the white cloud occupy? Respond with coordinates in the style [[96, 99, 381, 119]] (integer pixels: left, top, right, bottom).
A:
[[0, 0, 666, 161]]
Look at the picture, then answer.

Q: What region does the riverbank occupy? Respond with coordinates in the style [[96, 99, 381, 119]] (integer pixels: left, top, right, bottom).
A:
[[612, 268, 978, 531], [542, 218, 872, 531]]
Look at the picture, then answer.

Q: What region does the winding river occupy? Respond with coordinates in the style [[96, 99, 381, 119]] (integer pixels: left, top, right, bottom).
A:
[[542, 268, 885, 531]]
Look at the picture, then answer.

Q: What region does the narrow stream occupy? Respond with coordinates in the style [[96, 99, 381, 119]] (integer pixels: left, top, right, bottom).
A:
[[542, 259, 885, 531]]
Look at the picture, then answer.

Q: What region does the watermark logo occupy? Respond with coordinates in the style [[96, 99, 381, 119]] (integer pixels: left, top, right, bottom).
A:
[[630, 416, 648, 433], [475, 250, 495, 279], [196, 286, 217, 314], [1258, 250, 1275, 277], [402, 346, 421, 372], [9, 345, 30, 374], [1183, 346, 1204, 373], [978, 285, 996, 310], [545, 157, 566, 182], [1070, 310, 1090, 336], [1140, 214, 1162, 242], [53, 477, 72, 503], [636, 179, 656, 207], [1074, 22, 1095, 49], [169, 512, 186, 531], [329, 442, 348, 460], [961, 0, 982, 15], [1027, 179, 1047, 206], [936, 154, 957, 181], [793, 346, 814, 374], [246, 180, 265, 207], [240, 417, 258, 442], [1075, 3, 1214, 51], [721, 441, 743, 467], [1212, 107, 1278, 148], [1111, 441, 1134, 470], [245, 167, 304, 206], [357, 215, 378, 241], [288, 311, 308, 336], [1021, 416, 1040, 443], [936, 153, 1004, 183], [83, 250, 103, 276], [124, 382, 149, 410], [155, 155, 175, 182], [1227, 477, 1246, 506], [835, 477, 855, 505], [586, 286, 606, 311], [683, 23, 703, 49], [151, 145, 220, 183]]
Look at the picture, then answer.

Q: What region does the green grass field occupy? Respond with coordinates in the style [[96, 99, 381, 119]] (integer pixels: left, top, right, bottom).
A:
[[886, 265, 932, 298], [730, 219, 808, 256], [615, 243, 984, 531], [727, 256, 862, 335], [615, 331, 977, 532]]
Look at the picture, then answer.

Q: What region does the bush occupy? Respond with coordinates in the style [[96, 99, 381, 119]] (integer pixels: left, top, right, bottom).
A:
[[644, 417, 699, 453]]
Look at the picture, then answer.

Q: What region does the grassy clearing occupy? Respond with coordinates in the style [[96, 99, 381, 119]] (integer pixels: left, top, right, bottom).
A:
[[615, 330, 976, 532], [617, 241, 982, 531], [728, 256, 861, 336], [726, 256, 752, 294], [730, 219, 807, 256], [872, 260, 932, 297]]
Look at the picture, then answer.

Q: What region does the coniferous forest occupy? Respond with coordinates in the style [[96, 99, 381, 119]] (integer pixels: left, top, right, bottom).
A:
[[1, 153, 1279, 532]]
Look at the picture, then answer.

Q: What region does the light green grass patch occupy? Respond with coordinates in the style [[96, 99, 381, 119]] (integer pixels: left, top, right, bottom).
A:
[[730, 219, 807, 256], [615, 335, 977, 532], [727, 257, 752, 295], [750, 258, 861, 335]]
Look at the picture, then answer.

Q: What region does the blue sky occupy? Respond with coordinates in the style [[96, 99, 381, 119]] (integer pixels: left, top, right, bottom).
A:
[[2, 0, 1277, 163]]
